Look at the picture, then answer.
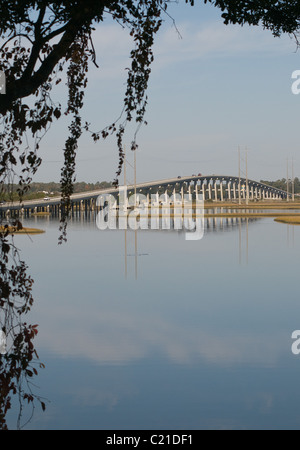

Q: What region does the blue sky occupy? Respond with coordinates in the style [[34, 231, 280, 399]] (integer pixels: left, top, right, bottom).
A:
[[35, 1, 300, 184]]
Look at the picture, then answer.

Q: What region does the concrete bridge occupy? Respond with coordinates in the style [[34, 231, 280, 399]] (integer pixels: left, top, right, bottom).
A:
[[0, 174, 291, 217]]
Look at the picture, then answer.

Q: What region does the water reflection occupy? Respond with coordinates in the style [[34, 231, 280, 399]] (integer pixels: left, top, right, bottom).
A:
[[30, 211, 259, 282], [13, 210, 300, 430], [21, 212, 268, 364], [0, 321, 45, 429], [0, 224, 46, 429]]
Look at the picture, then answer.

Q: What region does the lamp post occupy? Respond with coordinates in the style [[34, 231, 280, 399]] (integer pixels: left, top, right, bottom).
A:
[[131, 145, 137, 279], [287, 157, 289, 202]]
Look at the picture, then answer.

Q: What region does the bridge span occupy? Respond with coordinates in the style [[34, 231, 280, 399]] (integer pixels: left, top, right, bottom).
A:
[[0, 174, 291, 217]]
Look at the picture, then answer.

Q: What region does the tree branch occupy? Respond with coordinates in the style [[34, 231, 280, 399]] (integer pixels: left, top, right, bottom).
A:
[[0, 15, 94, 115]]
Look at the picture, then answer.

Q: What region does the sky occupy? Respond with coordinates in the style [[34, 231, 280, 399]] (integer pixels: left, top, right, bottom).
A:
[[32, 1, 300, 185]]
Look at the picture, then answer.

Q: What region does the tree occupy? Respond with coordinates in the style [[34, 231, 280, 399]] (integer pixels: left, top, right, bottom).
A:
[[205, 1, 300, 37], [0, 0, 173, 240], [0, 226, 46, 429], [0, 1, 176, 427]]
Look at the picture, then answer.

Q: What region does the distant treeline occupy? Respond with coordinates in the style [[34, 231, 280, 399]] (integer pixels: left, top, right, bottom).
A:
[[2, 178, 298, 202], [0, 181, 113, 201], [260, 177, 300, 193], [28, 181, 113, 194]]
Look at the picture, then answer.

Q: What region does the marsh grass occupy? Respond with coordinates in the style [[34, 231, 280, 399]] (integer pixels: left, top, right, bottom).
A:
[[0, 226, 45, 234]]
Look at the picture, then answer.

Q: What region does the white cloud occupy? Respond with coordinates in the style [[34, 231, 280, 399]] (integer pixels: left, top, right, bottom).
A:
[[36, 301, 287, 368], [87, 19, 296, 83], [88, 23, 133, 81], [152, 21, 296, 71]]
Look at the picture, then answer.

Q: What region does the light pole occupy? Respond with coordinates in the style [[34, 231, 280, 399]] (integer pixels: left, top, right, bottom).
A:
[[292, 157, 295, 202], [124, 145, 127, 279], [245, 146, 248, 205], [238, 146, 241, 205], [131, 145, 137, 279], [287, 157, 289, 202]]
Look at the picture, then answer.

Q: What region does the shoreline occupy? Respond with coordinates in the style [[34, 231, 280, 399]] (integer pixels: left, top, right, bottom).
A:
[[203, 200, 300, 210], [0, 226, 45, 234]]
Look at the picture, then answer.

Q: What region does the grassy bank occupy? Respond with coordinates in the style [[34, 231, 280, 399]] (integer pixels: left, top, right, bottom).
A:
[[31, 211, 51, 216], [0, 226, 45, 234], [203, 200, 300, 210], [274, 216, 300, 225], [204, 212, 300, 218]]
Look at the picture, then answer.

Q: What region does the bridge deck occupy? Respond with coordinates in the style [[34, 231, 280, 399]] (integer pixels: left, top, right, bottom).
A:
[[0, 175, 290, 211]]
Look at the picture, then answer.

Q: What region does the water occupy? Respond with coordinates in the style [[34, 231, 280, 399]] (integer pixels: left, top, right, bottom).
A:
[[4, 212, 300, 430]]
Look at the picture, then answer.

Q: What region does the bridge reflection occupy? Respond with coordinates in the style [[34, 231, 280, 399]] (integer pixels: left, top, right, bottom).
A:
[[121, 215, 255, 279], [29, 210, 258, 279], [27, 208, 258, 234]]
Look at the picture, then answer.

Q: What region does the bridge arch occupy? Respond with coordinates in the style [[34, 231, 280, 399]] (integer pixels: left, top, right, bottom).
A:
[[0, 174, 290, 218]]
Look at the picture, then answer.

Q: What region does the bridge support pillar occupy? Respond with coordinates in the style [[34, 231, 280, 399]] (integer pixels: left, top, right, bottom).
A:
[[188, 184, 192, 202], [227, 182, 231, 200], [202, 183, 206, 201], [214, 181, 218, 201], [208, 183, 212, 200], [164, 189, 168, 205], [232, 182, 236, 200], [220, 182, 224, 202], [172, 188, 176, 205]]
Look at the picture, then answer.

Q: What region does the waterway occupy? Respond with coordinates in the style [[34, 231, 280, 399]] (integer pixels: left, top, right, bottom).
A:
[[4, 211, 300, 430]]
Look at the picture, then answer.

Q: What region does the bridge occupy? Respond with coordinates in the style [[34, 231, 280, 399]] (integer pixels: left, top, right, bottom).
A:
[[0, 174, 291, 218]]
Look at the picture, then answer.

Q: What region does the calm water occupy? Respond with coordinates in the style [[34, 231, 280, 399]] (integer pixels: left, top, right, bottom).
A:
[[5, 212, 300, 430]]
